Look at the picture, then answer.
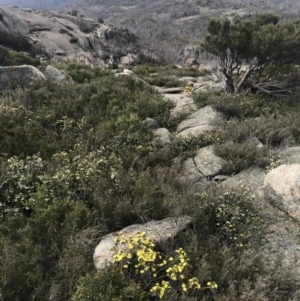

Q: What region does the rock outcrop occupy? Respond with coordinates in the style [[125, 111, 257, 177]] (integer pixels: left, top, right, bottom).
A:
[[183, 146, 225, 183], [264, 164, 300, 223], [278, 146, 300, 164], [0, 65, 45, 89], [176, 105, 224, 137], [0, 5, 142, 67], [93, 216, 192, 270], [44, 65, 73, 85]]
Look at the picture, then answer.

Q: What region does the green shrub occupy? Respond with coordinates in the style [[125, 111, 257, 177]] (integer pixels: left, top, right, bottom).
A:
[[0, 45, 40, 66], [214, 140, 270, 174], [66, 63, 107, 83], [223, 115, 294, 146], [172, 130, 224, 158], [72, 265, 149, 301]]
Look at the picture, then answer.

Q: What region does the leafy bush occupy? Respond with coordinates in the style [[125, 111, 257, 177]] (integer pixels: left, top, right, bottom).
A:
[[110, 232, 210, 299], [66, 63, 108, 83], [72, 266, 149, 301], [172, 130, 224, 158], [214, 140, 270, 174], [0, 45, 40, 66]]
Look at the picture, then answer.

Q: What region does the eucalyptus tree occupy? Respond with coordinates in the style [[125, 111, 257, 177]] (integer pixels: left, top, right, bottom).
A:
[[203, 13, 300, 94]]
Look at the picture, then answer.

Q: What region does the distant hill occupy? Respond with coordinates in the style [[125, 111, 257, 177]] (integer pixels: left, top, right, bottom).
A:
[[57, 0, 300, 64]]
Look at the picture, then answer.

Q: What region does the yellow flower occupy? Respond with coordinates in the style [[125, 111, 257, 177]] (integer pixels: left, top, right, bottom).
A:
[[181, 283, 188, 292]]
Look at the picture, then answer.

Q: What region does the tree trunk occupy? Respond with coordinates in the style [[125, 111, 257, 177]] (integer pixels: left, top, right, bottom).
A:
[[234, 66, 256, 94], [224, 77, 235, 94]]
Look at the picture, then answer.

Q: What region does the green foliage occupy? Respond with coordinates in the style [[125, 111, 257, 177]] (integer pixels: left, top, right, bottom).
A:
[[193, 92, 274, 119], [173, 130, 224, 158], [203, 13, 300, 93], [111, 232, 206, 299], [66, 63, 108, 83], [214, 140, 270, 174], [133, 64, 209, 87], [1, 58, 300, 301], [72, 266, 149, 301], [0, 45, 40, 66], [214, 189, 262, 247]]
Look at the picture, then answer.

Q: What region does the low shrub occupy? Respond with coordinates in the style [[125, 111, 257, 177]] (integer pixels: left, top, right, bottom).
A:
[[72, 265, 149, 301], [223, 115, 294, 146], [0, 45, 40, 66], [214, 140, 270, 174]]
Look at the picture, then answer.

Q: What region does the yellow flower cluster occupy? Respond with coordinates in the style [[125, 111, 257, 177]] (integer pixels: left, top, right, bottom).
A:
[[184, 86, 194, 93], [207, 281, 218, 289], [111, 232, 206, 299]]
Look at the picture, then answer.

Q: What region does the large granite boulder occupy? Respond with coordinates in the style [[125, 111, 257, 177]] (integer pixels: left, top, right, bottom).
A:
[[93, 216, 192, 270], [193, 146, 225, 177], [183, 146, 225, 183], [154, 128, 172, 149], [176, 105, 223, 137], [264, 164, 300, 222], [44, 65, 73, 86], [222, 166, 266, 194], [0, 65, 45, 90], [0, 6, 142, 67], [278, 147, 300, 164]]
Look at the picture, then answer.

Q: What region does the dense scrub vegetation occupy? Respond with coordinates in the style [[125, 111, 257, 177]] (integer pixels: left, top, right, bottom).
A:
[[3, 6, 300, 294], [1, 61, 300, 301]]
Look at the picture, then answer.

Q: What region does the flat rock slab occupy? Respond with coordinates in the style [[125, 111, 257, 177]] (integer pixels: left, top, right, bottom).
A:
[[93, 216, 192, 270], [264, 164, 300, 223], [222, 166, 266, 193], [182, 158, 204, 183], [163, 93, 196, 116], [154, 87, 184, 94], [194, 146, 224, 177], [178, 77, 197, 83], [176, 105, 223, 137], [279, 147, 300, 164]]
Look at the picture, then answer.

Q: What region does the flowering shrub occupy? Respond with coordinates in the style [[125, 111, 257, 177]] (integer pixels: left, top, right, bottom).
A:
[[184, 86, 194, 93], [215, 189, 262, 248], [111, 232, 217, 299]]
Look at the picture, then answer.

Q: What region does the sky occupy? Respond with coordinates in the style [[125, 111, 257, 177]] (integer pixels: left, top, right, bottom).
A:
[[0, 0, 69, 9]]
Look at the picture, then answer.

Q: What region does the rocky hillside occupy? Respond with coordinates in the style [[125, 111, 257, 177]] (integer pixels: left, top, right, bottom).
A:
[[57, 0, 300, 64], [0, 5, 146, 68]]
